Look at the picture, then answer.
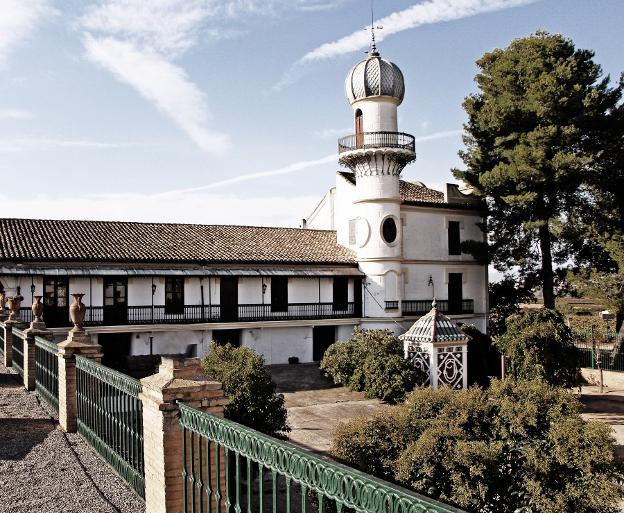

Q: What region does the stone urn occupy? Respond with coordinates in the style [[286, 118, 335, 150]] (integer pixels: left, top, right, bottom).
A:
[[69, 293, 87, 332], [32, 296, 44, 323], [7, 295, 23, 321]]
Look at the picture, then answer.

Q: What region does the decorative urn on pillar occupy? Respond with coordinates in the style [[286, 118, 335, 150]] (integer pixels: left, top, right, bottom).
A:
[[69, 293, 87, 332], [7, 295, 23, 321], [32, 296, 44, 323]]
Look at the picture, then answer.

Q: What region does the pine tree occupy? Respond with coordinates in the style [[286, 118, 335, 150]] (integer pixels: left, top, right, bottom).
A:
[[454, 32, 624, 308]]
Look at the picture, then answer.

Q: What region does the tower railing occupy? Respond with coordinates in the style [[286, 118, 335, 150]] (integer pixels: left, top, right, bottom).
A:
[[338, 131, 415, 153]]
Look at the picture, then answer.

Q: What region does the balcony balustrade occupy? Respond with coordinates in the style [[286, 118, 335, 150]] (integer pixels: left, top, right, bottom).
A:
[[338, 131, 415, 154], [19, 301, 359, 328], [402, 299, 474, 316]]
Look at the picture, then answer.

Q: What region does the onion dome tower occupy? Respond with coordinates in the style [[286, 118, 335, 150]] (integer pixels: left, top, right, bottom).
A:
[[399, 300, 469, 389], [338, 45, 415, 322]]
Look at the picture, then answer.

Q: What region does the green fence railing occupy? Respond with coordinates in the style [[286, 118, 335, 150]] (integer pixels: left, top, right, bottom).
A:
[[578, 347, 624, 373], [75, 355, 145, 497], [11, 328, 24, 377], [178, 402, 465, 513], [35, 337, 58, 410], [0, 324, 4, 359]]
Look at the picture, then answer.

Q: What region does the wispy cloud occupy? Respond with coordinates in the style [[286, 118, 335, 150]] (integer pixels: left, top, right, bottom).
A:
[[79, 0, 237, 153], [276, 0, 538, 89], [0, 0, 52, 64], [415, 129, 462, 142], [0, 137, 129, 152], [83, 35, 229, 153], [0, 191, 320, 227], [0, 109, 34, 121], [155, 153, 338, 197]]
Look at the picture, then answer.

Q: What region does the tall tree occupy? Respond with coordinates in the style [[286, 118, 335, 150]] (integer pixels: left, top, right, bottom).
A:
[[454, 32, 623, 308]]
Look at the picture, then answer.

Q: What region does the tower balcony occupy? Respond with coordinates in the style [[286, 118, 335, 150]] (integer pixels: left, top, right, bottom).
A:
[[338, 131, 416, 174], [338, 131, 415, 153]]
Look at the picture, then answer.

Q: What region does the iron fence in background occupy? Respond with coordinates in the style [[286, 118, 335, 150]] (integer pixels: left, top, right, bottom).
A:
[[178, 402, 465, 513], [75, 355, 145, 497], [0, 324, 4, 359], [35, 336, 58, 410], [11, 327, 25, 377], [574, 328, 624, 373]]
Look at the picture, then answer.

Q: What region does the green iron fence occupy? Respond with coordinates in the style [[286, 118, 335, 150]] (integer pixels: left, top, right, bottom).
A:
[[11, 328, 24, 377], [574, 329, 624, 373], [75, 355, 145, 497], [0, 324, 4, 359], [34, 336, 58, 410], [178, 402, 465, 513]]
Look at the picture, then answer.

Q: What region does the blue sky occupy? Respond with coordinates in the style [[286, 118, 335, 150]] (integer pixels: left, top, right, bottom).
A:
[[0, 0, 622, 226]]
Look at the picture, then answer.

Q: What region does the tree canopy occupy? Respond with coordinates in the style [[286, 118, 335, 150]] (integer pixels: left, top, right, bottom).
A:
[[454, 32, 624, 308]]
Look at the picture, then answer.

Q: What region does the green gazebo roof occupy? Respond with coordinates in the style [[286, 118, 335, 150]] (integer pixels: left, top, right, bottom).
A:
[[399, 300, 469, 343]]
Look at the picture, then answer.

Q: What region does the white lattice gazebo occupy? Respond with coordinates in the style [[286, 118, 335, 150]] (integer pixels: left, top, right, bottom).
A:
[[399, 300, 469, 389]]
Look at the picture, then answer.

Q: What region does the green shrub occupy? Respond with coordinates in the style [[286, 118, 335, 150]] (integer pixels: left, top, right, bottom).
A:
[[496, 308, 580, 387], [332, 380, 623, 513], [362, 353, 417, 404], [202, 343, 289, 437], [320, 328, 416, 403]]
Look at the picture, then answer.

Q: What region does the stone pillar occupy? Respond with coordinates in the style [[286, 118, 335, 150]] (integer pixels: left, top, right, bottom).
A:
[[140, 357, 227, 513], [57, 330, 102, 432], [22, 319, 53, 391]]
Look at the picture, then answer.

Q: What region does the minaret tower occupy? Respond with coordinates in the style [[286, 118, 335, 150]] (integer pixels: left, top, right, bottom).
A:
[[338, 39, 415, 326]]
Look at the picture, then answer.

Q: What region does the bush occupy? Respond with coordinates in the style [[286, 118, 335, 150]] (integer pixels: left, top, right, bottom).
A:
[[202, 343, 289, 437], [320, 328, 417, 403], [332, 380, 623, 513], [496, 309, 580, 387]]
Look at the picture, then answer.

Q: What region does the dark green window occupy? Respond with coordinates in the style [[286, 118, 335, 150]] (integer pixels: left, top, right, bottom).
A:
[[448, 221, 461, 255], [271, 277, 288, 312]]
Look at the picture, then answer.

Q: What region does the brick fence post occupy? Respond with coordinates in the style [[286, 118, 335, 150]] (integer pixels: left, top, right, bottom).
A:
[[57, 329, 102, 433], [140, 357, 227, 513], [23, 318, 53, 391]]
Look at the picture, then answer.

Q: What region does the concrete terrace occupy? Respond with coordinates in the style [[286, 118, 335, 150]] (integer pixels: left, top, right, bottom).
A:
[[0, 362, 144, 513]]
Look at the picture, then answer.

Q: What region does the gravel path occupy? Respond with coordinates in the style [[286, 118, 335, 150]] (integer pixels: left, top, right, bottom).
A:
[[0, 362, 145, 513]]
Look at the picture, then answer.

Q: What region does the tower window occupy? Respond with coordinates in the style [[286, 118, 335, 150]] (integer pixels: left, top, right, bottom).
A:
[[448, 221, 461, 255], [381, 217, 398, 244]]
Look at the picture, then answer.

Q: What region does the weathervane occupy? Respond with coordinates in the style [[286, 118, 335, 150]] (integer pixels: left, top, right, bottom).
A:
[[366, 0, 383, 55]]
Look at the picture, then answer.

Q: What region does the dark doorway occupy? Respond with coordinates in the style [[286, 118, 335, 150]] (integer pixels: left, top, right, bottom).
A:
[[212, 329, 241, 348], [220, 277, 238, 322], [332, 277, 348, 311], [271, 276, 288, 312], [448, 273, 463, 315], [99, 333, 132, 372], [313, 326, 336, 361], [353, 278, 363, 317], [43, 276, 69, 328], [104, 277, 128, 325]]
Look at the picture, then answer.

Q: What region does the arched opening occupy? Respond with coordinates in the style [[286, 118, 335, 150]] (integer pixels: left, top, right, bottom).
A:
[[355, 109, 363, 147]]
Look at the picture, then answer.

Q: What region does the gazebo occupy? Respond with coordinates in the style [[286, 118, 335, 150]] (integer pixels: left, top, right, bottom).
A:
[[399, 300, 469, 389]]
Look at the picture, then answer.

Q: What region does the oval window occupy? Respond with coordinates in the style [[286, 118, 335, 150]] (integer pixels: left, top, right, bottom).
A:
[[382, 217, 398, 244]]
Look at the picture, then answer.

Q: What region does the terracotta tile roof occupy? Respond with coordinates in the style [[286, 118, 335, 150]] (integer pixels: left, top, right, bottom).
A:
[[337, 171, 444, 204], [0, 218, 357, 265], [399, 181, 445, 203]]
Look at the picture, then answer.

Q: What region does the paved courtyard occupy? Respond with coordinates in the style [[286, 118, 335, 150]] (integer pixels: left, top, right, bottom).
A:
[[268, 363, 384, 454], [0, 362, 144, 513]]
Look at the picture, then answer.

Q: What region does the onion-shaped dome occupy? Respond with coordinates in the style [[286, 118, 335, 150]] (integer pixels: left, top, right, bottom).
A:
[[399, 300, 469, 344], [345, 52, 405, 105]]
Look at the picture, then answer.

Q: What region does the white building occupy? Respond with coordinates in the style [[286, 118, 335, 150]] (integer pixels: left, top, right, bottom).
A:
[[0, 50, 487, 368]]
